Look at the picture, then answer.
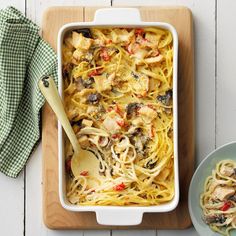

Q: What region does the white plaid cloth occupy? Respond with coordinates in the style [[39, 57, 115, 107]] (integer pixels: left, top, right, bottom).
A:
[[0, 6, 57, 177]]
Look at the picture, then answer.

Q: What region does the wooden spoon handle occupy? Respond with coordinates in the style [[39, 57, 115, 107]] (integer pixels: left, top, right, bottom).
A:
[[38, 76, 80, 153]]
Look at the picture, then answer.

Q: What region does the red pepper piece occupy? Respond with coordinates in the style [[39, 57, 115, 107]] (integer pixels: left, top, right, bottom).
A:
[[100, 48, 111, 61], [136, 91, 147, 98], [98, 137, 103, 144], [147, 104, 154, 109], [106, 39, 113, 44], [151, 126, 155, 138], [80, 170, 89, 176], [111, 133, 121, 139], [126, 43, 133, 54], [135, 28, 144, 35], [220, 202, 231, 211], [88, 69, 99, 77], [114, 182, 126, 191], [114, 105, 124, 117], [107, 107, 113, 112], [116, 120, 125, 127]]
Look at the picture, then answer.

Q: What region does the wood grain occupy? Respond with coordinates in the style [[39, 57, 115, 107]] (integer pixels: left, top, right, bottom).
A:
[[42, 6, 194, 229]]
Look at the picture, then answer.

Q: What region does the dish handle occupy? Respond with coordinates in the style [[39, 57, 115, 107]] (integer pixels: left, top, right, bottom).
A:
[[96, 210, 143, 226], [93, 8, 142, 24]]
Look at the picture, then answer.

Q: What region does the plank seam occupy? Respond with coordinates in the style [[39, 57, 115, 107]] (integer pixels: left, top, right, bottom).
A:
[[215, 0, 218, 148]]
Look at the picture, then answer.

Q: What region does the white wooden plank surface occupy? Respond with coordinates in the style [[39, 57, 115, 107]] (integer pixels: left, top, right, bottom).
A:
[[216, 0, 236, 147], [0, 0, 221, 236], [0, 2, 25, 236], [112, 230, 156, 236], [158, 228, 198, 236], [0, 172, 24, 236], [85, 231, 110, 236], [26, 0, 111, 26], [2, 0, 25, 12]]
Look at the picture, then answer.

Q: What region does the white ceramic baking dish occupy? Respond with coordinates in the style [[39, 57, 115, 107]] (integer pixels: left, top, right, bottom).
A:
[[58, 8, 179, 226]]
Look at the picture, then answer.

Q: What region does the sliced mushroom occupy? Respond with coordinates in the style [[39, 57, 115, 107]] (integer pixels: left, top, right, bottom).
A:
[[204, 215, 226, 225], [82, 77, 94, 88], [87, 93, 102, 105], [74, 78, 85, 91], [74, 28, 93, 38], [157, 89, 172, 106], [228, 195, 236, 202], [126, 103, 141, 119], [145, 160, 157, 169]]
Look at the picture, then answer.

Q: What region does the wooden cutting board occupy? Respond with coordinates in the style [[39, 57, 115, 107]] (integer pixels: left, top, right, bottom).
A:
[[41, 6, 194, 229]]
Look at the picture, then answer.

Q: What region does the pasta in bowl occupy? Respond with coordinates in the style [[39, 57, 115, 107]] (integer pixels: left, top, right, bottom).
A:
[[189, 142, 236, 236], [201, 160, 236, 235], [58, 8, 179, 226]]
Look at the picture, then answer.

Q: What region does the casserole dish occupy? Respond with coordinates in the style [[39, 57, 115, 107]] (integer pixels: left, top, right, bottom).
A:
[[58, 8, 179, 226]]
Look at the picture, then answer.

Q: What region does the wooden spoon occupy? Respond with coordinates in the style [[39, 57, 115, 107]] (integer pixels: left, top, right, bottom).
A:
[[38, 76, 100, 185]]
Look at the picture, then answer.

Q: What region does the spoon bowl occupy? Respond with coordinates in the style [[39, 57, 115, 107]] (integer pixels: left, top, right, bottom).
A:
[[38, 76, 100, 185]]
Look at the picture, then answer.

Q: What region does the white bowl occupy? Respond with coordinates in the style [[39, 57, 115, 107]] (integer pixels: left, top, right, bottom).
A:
[[189, 141, 236, 235], [57, 8, 179, 226]]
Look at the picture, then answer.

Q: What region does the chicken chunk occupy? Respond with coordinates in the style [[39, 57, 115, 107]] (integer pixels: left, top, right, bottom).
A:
[[149, 78, 158, 92], [72, 32, 92, 50], [220, 166, 234, 177], [209, 181, 218, 192], [133, 49, 148, 60], [94, 74, 112, 93], [82, 119, 93, 127], [73, 49, 84, 61], [131, 74, 149, 96], [111, 29, 134, 43], [144, 55, 163, 64], [138, 106, 157, 124], [102, 116, 121, 133], [212, 186, 235, 201]]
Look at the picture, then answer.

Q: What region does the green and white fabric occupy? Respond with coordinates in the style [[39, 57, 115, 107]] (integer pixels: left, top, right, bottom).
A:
[[0, 6, 57, 177]]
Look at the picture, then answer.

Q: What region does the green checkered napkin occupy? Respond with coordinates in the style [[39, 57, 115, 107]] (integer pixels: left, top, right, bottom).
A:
[[0, 6, 57, 177]]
